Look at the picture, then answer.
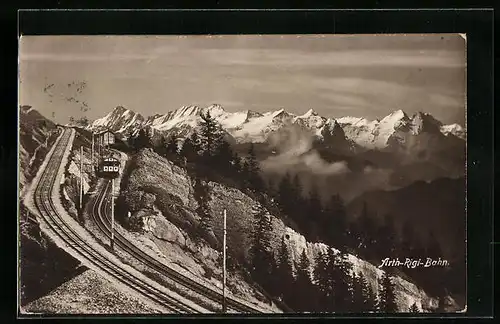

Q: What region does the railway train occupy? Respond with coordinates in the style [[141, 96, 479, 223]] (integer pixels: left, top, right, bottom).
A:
[[96, 156, 121, 179]]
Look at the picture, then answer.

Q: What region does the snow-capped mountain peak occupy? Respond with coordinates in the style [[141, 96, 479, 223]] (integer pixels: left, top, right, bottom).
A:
[[380, 109, 410, 128], [271, 108, 291, 118], [90, 105, 144, 134], [301, 109, 319, 118], [88, 105, 465, 149], [440, 123, 466, 139], [338, 109, 465, 149], [205, 103, 226, 113]]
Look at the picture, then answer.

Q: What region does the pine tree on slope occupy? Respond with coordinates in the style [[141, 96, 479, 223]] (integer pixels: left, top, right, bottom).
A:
[[409, 302, 420, 313], [306, 184, 322, 240], [154, 135, 168, 157], [352, 271, 377, 312], [199, 111, 220, 158], [293, 249, 314, 312], [276, 237, 294, 306], [278, 173, 293, 215], [360, 272, 377, 312], [313, 251, 331, 312], [327, 248, 354, 313], [249, 203, 274, 290], [313, 250, 330, 312], [166, 135, 179, 156], [244, 143, 263, 192], [194, 177, 212, 234], [378, 271, 398, 313]]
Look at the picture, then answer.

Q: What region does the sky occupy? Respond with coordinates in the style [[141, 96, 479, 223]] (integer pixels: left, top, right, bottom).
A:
[[19, 34, 466, 125]]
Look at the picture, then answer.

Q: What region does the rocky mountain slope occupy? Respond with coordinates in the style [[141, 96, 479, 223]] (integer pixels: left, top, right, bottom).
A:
[[19, 105, 59, 192], [116, 148, 463, 312]]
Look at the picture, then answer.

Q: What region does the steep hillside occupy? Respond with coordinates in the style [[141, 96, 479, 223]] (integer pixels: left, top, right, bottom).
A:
[[19, 106, 86, 308], [347, 177, 465, 261], [115, 149, 461, 312], [19, 105, 59, 192]]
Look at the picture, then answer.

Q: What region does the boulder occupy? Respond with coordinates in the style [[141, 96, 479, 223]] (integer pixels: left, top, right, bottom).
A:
[[150, 216, 186, 246]]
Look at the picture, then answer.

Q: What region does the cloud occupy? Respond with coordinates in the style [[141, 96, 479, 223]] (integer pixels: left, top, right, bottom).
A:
[[201, 48, 465, 68], [261, 125, 351, 176], [20, 52, 156, 62]]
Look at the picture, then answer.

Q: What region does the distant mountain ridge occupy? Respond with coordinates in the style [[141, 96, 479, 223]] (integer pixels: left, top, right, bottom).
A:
[[87, 104, 465, 150]]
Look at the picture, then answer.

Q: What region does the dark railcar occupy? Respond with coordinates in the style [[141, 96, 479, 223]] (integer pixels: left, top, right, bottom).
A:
[[96, 156, 120, 179]]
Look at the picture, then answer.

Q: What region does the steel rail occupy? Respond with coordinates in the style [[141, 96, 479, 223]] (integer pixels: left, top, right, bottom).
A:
[[32, 128, 200, 314], [91, 170, 265, 313]]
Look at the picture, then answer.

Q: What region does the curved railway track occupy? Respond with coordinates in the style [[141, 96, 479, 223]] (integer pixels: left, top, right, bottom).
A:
[[32, 128, 201, 314], [91, 176, 266, 313]]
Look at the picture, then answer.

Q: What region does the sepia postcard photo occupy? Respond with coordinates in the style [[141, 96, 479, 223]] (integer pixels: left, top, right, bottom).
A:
[[18, 34, 466, 315]]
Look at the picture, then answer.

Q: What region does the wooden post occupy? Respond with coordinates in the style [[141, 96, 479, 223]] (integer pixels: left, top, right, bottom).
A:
[[91, 132, 94, 166], [111, 178, 115, 250], [223, 209, 227, 313], [80, 146, 83, 209]]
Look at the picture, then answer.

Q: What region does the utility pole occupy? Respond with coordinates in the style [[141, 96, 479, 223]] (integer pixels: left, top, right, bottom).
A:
[[91, 132, 94, 166], [110, 178, 115, 250], [79, 146, 83, 209], [223, 209, 227, 313]]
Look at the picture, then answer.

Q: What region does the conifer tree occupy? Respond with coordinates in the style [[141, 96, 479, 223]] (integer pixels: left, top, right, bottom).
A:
[[180, 131, 200, 163], [358, 201, 377, 259], [194, 177, 212, 234], [136, 128, 151, 150], [352, 271, 377, 312], [351, 272, 365, 312], [249, 203, 274, 287], [376, 214, 398, 258], [276, 237, 294, 303], [401, 219, 416, 259], [313, 250, 330, 312], [166, 135, 179, 156], [199, 111, 220, 158], [289, 174, 305, 228], [409, 302, 419, 313], [292, 174, 304, 212], [328, 249, 353, 312], [230, 150, 242, 174], [361, 272, 377, 312], [191, 130, 202, 155], [278, 173, 293, 214], [244, 143, 263, 191], [127, 132, 136, 149], [436, 295, 446, 313], [294, 249, 314, 312], [324, 194, 349, 248], [378, 271, 398, 313], [213, 138, 236, 174], [154, 135, 168, 157], [306, 184, 322, 240]]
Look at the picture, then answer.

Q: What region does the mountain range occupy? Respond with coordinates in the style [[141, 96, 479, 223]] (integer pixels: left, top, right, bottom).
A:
[[88, 104, 465, 152]]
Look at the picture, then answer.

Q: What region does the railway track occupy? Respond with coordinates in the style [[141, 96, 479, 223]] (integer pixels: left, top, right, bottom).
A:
[[91, 175, 267, 313], [31, 128, 201, 314]]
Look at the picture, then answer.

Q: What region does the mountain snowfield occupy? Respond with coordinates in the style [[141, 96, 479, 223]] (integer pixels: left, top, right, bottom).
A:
[[87, 104, 466, 150]]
